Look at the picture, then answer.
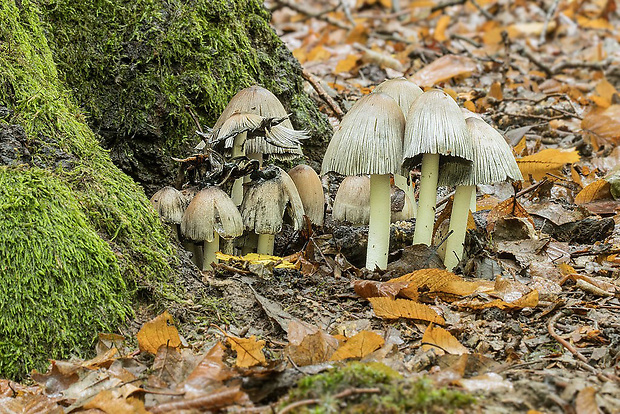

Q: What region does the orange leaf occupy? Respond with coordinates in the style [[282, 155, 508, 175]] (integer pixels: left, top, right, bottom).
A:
[[434, 15, 451, 42], [369, 297, 445, 324], [353, 279, 411, 300], [462, 290, 539, 310], [582, 105, 620, 147], [286, 329, 339, 366], [574, 179, 612, 204], [575, 387, 601, 414], [486, 197, 534, 232], [517, 148, 580, 181], [592, 78, 619, 108], [409, 55, 477, 87], [335, 54, 360, 74], [422, 324, 469, 355], [227, 335, 266, 368], [488, 81, 503, 101], [137, 311, 182, 354], [330, 331, 385, 361], [306, 45, 331, 62]]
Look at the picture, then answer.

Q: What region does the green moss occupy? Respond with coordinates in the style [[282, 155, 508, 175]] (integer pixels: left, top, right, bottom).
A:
[[283, 362, 475, 414], [0, 0, 176, 379], [39, 0, 331, 182]]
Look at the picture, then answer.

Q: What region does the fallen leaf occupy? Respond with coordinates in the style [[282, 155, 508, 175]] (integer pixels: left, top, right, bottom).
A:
[[582, 105, 620, 148], [574, 179, 612, 204], [184, 342, 233, 393], [575, 386, 601, 414], [369, 297, 445, 324], [0, 394, 62, 414], [330, 331, 385, 361], [409, 55, 477, 87], [517, 149, 580, 181], [335, 54, 360, 73], [287, 329, 339, 366], [83, 389, 149, 414], [486, 197, 535, 232], [422, 324, 469, 355], [137, 311, 182, 354], [227, 335, 266, 368], [434, 15, 451, 42], [352, 279, 410, 300]]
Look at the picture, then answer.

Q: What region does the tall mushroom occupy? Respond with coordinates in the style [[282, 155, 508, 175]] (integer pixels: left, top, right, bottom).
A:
[[241, 166, 305, 255], [181, 186, 244, 270], [288, 164, 325, 226], [439, 117, 523, 270], [322, 93, 405, 270], [403, 89, 473, 246]]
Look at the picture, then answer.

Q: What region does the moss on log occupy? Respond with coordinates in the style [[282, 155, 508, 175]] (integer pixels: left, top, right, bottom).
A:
[[41, 0, 332, 191]]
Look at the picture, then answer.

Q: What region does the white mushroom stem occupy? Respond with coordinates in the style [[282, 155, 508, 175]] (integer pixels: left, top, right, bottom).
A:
[[231, 132, 247, 205], [393, 173, 417, 218], [470, 189, 477, 212], [366, 174, 391, 270], [444, 185, 475, 270], [257, 233, 275, 255], [203, 233, 220, 270], [412, 153, 440, 246]]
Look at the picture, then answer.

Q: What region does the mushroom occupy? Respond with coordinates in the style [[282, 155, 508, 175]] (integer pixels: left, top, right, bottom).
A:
[[332, 175, 371, 225], [181, 186, 244, 270], [403, 89, 473, 246], [150, 186, 188, 241], [322, 93, 405, 270], [241, 166, 305, 255], [438, 117, 523, 270], [288, 164, 325, 226]]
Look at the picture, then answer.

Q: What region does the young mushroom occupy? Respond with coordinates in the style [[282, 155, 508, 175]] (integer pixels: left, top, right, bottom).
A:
[[403, 89, 473, 246], [322, 93, 405, 270], [439, 117, 523, 270], [332, 175, 371, 225], [181, 186, 244, 270], [241, 166, 305, 255], [150, 186, 188, 241], [288, 164, 325, 226]]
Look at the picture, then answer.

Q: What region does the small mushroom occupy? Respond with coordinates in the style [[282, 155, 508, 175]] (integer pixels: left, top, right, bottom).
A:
[[150, 186, 188, 241], [438, 117, 523, 270], [181, 186, 244, 270], [241, 166, 305, 255], [332, 175, 371, 225], [403, 89, 473, 246], [322, 93, 405, 270], [288, 164, 325, 226]]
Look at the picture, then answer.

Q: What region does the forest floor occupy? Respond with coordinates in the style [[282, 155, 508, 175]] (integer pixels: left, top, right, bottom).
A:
[[2, 0, 620, 413]]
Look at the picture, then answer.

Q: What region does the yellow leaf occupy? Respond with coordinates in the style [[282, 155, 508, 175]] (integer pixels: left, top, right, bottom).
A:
[[335, 54, 360, 74], [422, 324, 469, 355], [215, 252, 297, 269], [513, 135, 527, 156], [464, 290, 539, 310], [346, 25, 369, 44], [369, 297, 445, 324], [463, 100, 476, 112], [137, 311, 182, 354], [409, 55, 477, 87], [392, 268, 493, 299], [306, 45, 331, 62], [330, 331, 385, 361], [287, 329, 339, 366], [574, 179, 612, 204], [592, 78, 619, 108], [488, 81, 503, 101], [227, 335, 266, 368], [517, 148, 580, 181], [434, 15, 451, 42]]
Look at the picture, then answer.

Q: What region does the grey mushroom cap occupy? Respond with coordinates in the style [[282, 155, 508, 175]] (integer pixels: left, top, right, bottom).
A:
[[321, 93, 405, 176], [288, 164, 325, 226], [181, 186, 243, 243], [241, 166, 305, 234], [332, 175, 371, 225], [373, 78, 423, 120], [402, 89, 473, 169], [212, 86, 305, 158], [150, 186, 188, 224], [439, 117, 524, 186]]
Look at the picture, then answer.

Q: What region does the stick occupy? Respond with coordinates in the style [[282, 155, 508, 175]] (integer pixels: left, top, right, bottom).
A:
[[302, 70, 345, 120]]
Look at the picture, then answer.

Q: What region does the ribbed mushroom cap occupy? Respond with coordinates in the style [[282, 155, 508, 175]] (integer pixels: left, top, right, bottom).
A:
[[288, 164, 325, 226], [439, 117, 523, 186], [181, 186, 243, 243], [402, 89, 473, 169], [212, 86, 305, 159], [332, 175, 371, 225], [373, 78, 423, 120], [241, 166, 305, 234], [321, 93, 405, 176], [150, 186, 188, 224]]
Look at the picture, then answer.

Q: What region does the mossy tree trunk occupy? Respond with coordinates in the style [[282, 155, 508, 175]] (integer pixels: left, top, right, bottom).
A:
[[41, 0, 332, 193]]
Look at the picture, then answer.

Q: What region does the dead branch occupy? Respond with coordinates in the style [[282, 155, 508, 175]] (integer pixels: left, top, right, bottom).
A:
[[302, 70, 345, 120]]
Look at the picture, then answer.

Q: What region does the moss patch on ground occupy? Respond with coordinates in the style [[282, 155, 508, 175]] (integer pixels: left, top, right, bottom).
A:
[[0, 0, 176, 379], [282, 362, 476, 413], [41, 0, 332, 190]]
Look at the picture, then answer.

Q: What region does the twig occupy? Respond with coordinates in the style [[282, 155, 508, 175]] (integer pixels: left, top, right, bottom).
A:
[[540, 0, 560, 44], [185, 105, 203, 133], [516, 45, 553, 77], [302, 70, 344, 120], [450, 33, 481, 48], [470, 0, 494, 20], [431, 0, 465, 12], [278, 388, 381, 414], [273, 0, 352, 30], [551, 58, 614, 74]]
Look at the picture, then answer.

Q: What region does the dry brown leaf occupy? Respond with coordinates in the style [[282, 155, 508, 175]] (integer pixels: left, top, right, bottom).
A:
[[592, 78, 619, 108], [184, 342, 233, 391], [582, 105, 620, 148], [352, 279, 410, 300], [513, 136, 527, 156], [392, 268, 493, 300], [0, 394, 63, 414], [330, 331, 385, 361], [136, 311, 182, 354], [517, 148, 580, 181], [486, 197, 534, 232], [83, 389, 149, 414], [489, 81, 503, 101], [227, 335, 266, 368], [574, 179, 612, 204], [369, 297, 445, 324], [575, 386, 601, 414], [421, 324, 469, 355], [434, 15, 451, 42], [463, 290, 539, 310], [409, 55, 477, 87], [286, 329, 339, 366]]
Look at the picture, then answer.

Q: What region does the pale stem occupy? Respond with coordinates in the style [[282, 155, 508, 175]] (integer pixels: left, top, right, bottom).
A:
[[366, 174, 391, 270], [257, 233, 275, 255], [393, 173, 417, 218], [183, 241, 203, 269], [203, 232, 220, 271], [470, 187, 477, 212], [444, 185, 475, 271], [231, 132, 247, 206], [412, 153, 440, 246]]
